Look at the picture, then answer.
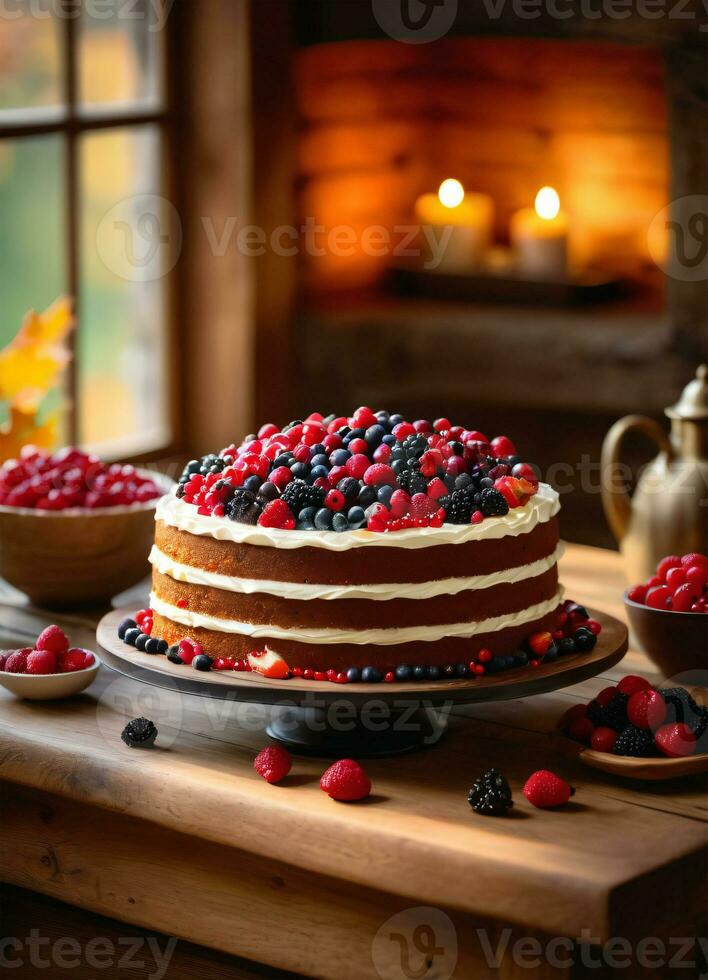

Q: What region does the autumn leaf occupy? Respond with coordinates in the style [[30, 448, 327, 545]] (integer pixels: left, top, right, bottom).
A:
[[0, 297, 74, 409]]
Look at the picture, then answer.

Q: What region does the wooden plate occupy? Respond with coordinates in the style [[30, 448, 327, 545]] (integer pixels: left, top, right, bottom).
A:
[[573, 744, 708, 781], [97, 605, 628, 708]]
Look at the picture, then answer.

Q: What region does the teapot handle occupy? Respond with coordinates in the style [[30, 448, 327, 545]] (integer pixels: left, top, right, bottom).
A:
[[601, 415, 674, 543]]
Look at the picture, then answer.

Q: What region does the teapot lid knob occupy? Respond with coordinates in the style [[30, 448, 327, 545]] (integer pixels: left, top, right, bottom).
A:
[[666, 364, 708, 420]]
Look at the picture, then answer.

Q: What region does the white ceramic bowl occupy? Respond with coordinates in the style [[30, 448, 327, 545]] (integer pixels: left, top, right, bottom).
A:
[[0, 654, 101, 700]]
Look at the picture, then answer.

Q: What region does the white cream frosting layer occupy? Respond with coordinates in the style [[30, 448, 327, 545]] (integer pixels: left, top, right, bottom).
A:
[[150, 587, 564, 645], [149, 542, 564, 601], [156, 482, 559, 551]]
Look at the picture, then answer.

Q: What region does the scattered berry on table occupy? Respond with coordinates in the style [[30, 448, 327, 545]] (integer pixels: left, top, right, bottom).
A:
[[320, 759, 372, 801], [121, 717, 158, 749], [468, 768, 514, 816], [254, 746, 292, 783], [522, 771, 575, 809]]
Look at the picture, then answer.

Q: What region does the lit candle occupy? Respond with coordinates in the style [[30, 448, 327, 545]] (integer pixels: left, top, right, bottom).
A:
[[511, 187, 569, 280], [415, 179, 493, 273]]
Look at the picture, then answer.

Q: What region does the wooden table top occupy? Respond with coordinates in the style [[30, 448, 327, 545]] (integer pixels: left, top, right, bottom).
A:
[[1, 544, 706, 946]]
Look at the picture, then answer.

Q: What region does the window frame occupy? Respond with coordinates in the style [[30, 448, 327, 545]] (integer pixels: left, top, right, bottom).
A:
[[0, 5, 179, 460]]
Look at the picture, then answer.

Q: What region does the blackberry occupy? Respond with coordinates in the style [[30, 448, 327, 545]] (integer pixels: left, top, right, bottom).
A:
[[586, 699, 607, 727], [401, 434, 428, 459], [121, 717, 158, 749], [694, 706, 708, 741], [397, 469, 428, 496], [604, 692, 630, 732], [281, 479, 325, 514], [478, 488, 509, 518], [443, 486, 476, 524], [226, 489, 262, 525], [468, 768, 514, 816], [613, 725, 655, 757], [660, 687, 699, 726]]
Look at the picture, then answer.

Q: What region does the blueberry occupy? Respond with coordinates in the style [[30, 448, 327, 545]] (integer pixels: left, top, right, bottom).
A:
[[156, 638, 169, 653], [375, 410, 390, 424], [314, 508, 334, 530], [382, 433, 396, 446], [413, 665, 426, 681], [455, 663, 469, 678], [273, 453, 292, 468], [567, 603, 589, 620], [310, 443, 326, 456], [395, 664, 413, 682], [454, 474, 472, 490], [258, 481, 279, 502], [167, 646, 185, 665], [145, 637, 161, 655], [507, 455, 522, 467], [443, 665, 456, 677], [557, 638, 577, 656], [500, 655, 515, 670], [332, 512, 349, 532], [337, 477, 360, 502], [426, 665, 441, 681], [365, 424, 385, 447], [389, 414, 404, 427], [361, 666, 382, 683], [392, 459, 406, 475], [544, 644, 559, 661], [573, 630, 596, 652], [347, 506, 366, 528], [348, 427, 365, 441], [243, 475, 262, 492], [136, 633, 150, 651], [124, 628, 141, 647], [336, 425, 351, 439], [310, 454, 329, 469], [118, 617, 137, 640], [480, 477, 494, 489], [486, 657, 502, 674], [290, 462, 310, 480], [448, 441, 464, 456], [357, 486, 378, 507], [330, 448, 351, 466], [310, 466, 330, 482], [377, 485, 394, 505], [346, 666, 361, 683], [193, 654, 213, 672], [299, 506, 318, 524], [513, 650, 529, 667], [297, 519, 315, 531]]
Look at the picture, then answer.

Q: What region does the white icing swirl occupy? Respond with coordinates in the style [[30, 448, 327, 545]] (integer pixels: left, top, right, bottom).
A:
[[156, 482, 559, 551], [149, 542, 564, 601], [150, 587, 564, 645]]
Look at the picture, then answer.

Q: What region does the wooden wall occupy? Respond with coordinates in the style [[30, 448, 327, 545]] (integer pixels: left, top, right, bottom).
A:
[[295, 37, 669, 295]]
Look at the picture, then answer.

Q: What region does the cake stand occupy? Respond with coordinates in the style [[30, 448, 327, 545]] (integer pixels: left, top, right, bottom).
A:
[[97, 606, 628, 757]]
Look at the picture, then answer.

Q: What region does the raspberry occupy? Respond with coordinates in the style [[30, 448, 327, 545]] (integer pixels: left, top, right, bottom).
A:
[[645, 585, 671, 610], [596, 686, 616, 707], [59, 648, 93, 672], [522, 770, 574, 809], [617, 675, 652, 696], [627, 689, 666, 730], [320, 758, 371, 801], [26, 649, 57, 675], [351, 406, 377, 429], [591, 727, 618, 752], [671, 583, 701, 612], [491, 435, 517, 458], [324, 489, 346, 511], [681, 552, 708, 568], [253, 745, 292, 784], [568, 717, 594, 744], [410, 493, 437, 520], [627, 584, 649, 604], [656, 555, 681, 581], [177, 638, 202, 665], [655, 723, 697, 758], [258, 499, 295, 529], [5, 650, 30, 673], [213, 657, 235, 671], [346, 454, 370, 480], [36, 625, 69, 655], [426, 477, 447, 500], [389, 489, 411, 517], [363, 463, 397, 487]]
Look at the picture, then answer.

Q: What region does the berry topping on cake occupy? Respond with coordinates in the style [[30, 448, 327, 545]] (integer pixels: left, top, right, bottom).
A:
[[253, 746, 292, 784], [320, 759, 372, 801], [522, 770, 574, 809], [175, 409, 541, 532], [468, 768, 514, 816], [247, 646, 290, 679]]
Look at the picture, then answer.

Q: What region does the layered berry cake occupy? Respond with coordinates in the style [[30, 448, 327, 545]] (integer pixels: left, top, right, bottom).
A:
[[143, 409, 580, 681]]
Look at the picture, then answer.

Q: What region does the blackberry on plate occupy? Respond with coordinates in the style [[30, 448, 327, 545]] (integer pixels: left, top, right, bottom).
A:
[[478, 488, 510, 518], [468, 768, 514, 816], [281, 479, 325, 514], [613, 725, 655, 757], [444, 486, 476, 524], [226, 489, 262, 525], [121, 717, 158, 749], [397, 469, 427, 496], [604, 692, 630, 732], [659, 687, 699, 726]]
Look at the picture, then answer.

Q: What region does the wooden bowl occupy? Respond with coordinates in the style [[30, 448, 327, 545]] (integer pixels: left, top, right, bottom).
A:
[[0, 655, 101, 701], [623, 590, 707, 681], [0, 471, 174, 607]]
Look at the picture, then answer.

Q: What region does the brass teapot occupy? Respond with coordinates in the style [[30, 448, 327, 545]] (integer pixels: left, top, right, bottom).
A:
[[601, 365, 708, 583]]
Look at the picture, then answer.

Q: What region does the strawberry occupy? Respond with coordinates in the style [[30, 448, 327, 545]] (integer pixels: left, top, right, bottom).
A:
[[253, 746, 292, 784], [523, 770, 575, 809], [26, 649, 57, 675], [320, 759, 371, 802], [362, 463, 397, 487], [527, 631, 552, 657], [627, 584, 648, 604], [258, 499, 295, 530], [681, 552, 708, 568], [410, 493, 437, 520], [656, 555, 681, 581], [248, 646, 290, 679], [5, 650, 30, 673], [655, 723, 697, 758], [591, 727, 618, 753], [36, 625, 69, 655], [627, 689, 666, 730], [617, 675, 652, 696]]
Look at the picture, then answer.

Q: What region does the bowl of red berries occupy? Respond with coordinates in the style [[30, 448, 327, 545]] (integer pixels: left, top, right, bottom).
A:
[[0, 447, 173, 606], [624, 553, 708, 678], [0, 626, 100, 700]]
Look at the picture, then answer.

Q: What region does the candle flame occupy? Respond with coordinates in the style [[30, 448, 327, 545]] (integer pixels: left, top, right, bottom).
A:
[[535, 186, 560, 221], [438, 179, 465, 209]]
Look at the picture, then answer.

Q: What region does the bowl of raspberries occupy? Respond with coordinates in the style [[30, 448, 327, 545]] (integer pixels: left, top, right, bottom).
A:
[[0, 625, 100, 700], [0, 446, 173, 606], [561, 674, 707, 778], [624, 552, 707, 677]]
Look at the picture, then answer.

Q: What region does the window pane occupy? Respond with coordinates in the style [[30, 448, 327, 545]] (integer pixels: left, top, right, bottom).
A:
[[0, 7, 62, 112], [78, 0, 163, 110], [0, 137, 65, 349], [78, 127, 170, 453]]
